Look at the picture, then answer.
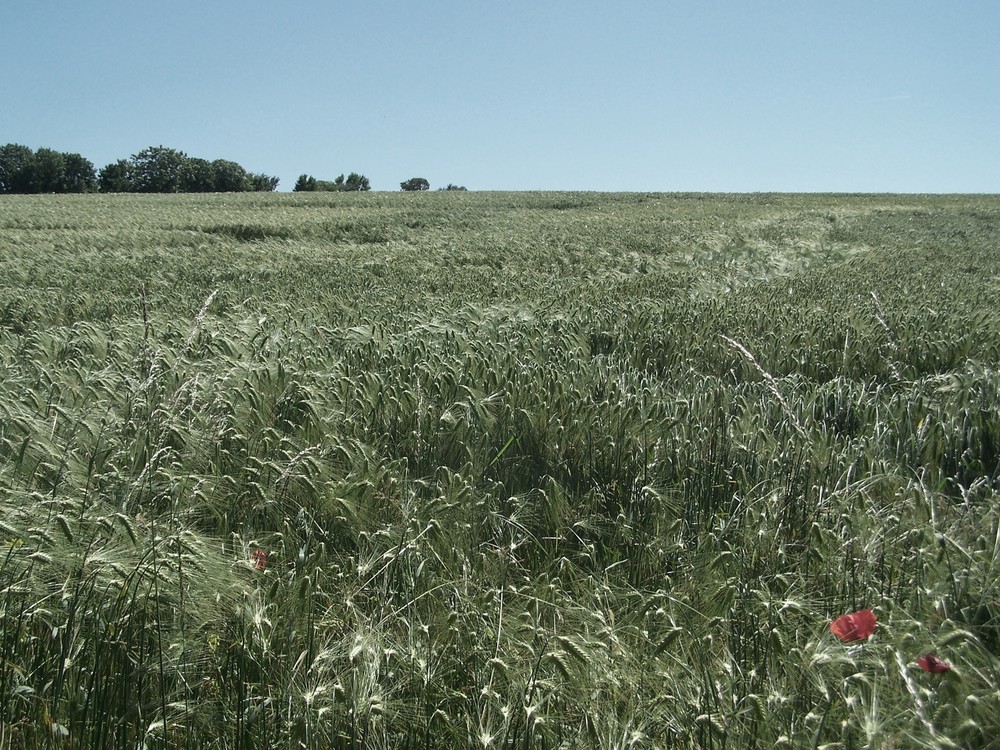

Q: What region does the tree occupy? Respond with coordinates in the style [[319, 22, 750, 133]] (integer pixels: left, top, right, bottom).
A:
[[129, 146, 189, 192], [0, 144, 34, 193], [211, 159, 250, 192], [343, 172, 370, 191], [182, 157, 216, 192], [25, 148, 67, 193], [99, 160, 132, 192], [249, 173, 280, 192], [401, 177, 430, 191], [440, 184, 467, 191], [61, 153, 97, 192], [294, 174, 317, 192]]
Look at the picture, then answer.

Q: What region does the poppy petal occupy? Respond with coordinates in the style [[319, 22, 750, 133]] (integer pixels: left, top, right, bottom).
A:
[[830, 609, 877, 642], [916, 654, 950, 673], [251, 548, 267, 571]]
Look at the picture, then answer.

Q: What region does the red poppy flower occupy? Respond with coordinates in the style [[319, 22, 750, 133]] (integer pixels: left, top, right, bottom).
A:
[[916, 654, 951, 673], [830, 609, 877, 642], [251, 548, 267, 571]]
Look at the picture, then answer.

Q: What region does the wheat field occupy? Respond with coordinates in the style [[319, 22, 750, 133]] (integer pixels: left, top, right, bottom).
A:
[[1, 191, 998, 748]]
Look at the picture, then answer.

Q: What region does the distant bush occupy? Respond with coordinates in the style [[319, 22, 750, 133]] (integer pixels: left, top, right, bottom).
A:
[[401, 177, 430, 191], [439, 183, 467, 191], [295, 172, 371, 192]]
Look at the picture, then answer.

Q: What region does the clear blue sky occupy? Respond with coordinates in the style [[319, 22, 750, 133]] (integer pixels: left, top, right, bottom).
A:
[[3, 1, 998, 192]]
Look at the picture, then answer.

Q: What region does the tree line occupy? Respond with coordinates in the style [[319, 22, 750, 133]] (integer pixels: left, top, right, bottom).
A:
[[0, 144, 279, 194], [1, 144, 471, 195], [293, 175, 468, 193]]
